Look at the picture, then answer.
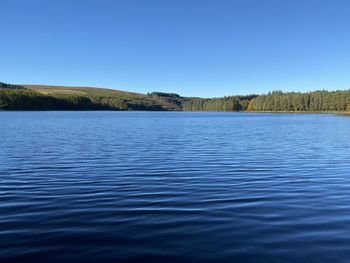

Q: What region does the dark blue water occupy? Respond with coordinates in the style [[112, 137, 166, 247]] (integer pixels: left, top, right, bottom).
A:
[[1, 112, 350, 262]]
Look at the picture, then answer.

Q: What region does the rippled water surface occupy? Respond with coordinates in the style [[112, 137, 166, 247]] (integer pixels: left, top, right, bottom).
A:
[[1, 112, 350, 262]]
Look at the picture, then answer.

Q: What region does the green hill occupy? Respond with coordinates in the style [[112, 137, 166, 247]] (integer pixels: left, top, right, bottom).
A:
[[0, 83, 182, 111]]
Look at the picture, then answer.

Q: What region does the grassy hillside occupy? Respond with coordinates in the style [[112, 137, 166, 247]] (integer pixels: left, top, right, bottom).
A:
[[24, 84, 176, 110], [0, 83, 181, 111], [23, 84, 141, 97]]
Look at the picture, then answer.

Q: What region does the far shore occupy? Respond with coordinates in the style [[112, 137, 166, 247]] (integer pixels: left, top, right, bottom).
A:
[[1, 109, 349, 115]]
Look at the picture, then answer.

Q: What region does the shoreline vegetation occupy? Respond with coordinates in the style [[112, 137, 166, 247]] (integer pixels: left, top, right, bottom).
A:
[[1, 82, 350, 113]]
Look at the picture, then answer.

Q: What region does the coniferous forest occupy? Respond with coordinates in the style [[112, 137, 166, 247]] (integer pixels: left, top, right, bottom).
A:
[[1, 82, 350, 112]]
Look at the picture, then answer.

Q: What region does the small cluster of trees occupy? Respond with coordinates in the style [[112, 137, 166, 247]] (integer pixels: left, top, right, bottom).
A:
[[0, 82, 25, 90], [147, 92, 182, 110], [247, 90, 350, 112]]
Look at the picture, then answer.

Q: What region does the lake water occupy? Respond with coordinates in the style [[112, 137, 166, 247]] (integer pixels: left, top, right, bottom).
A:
[[1, 112, 350, 262]]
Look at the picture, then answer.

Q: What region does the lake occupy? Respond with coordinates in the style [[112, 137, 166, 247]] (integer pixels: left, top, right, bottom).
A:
[[1, 112, 350, 262]]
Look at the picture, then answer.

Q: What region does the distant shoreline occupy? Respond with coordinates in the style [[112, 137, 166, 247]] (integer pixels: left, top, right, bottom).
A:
[[1, 110, 349, 116], [1, 82, 350, 113]]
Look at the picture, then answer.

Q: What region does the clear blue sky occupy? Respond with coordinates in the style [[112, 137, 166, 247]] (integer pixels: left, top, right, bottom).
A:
[[1, 0, 350, 97]]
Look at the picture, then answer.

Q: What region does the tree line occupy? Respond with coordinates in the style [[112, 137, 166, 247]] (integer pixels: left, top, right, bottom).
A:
[[247, 90, 350, 112], [183, 95, 257, 111], [0, 89, 109, 110]]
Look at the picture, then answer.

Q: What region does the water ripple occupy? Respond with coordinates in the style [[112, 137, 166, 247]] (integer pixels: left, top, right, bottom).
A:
[[1, 112, 350, 262]]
